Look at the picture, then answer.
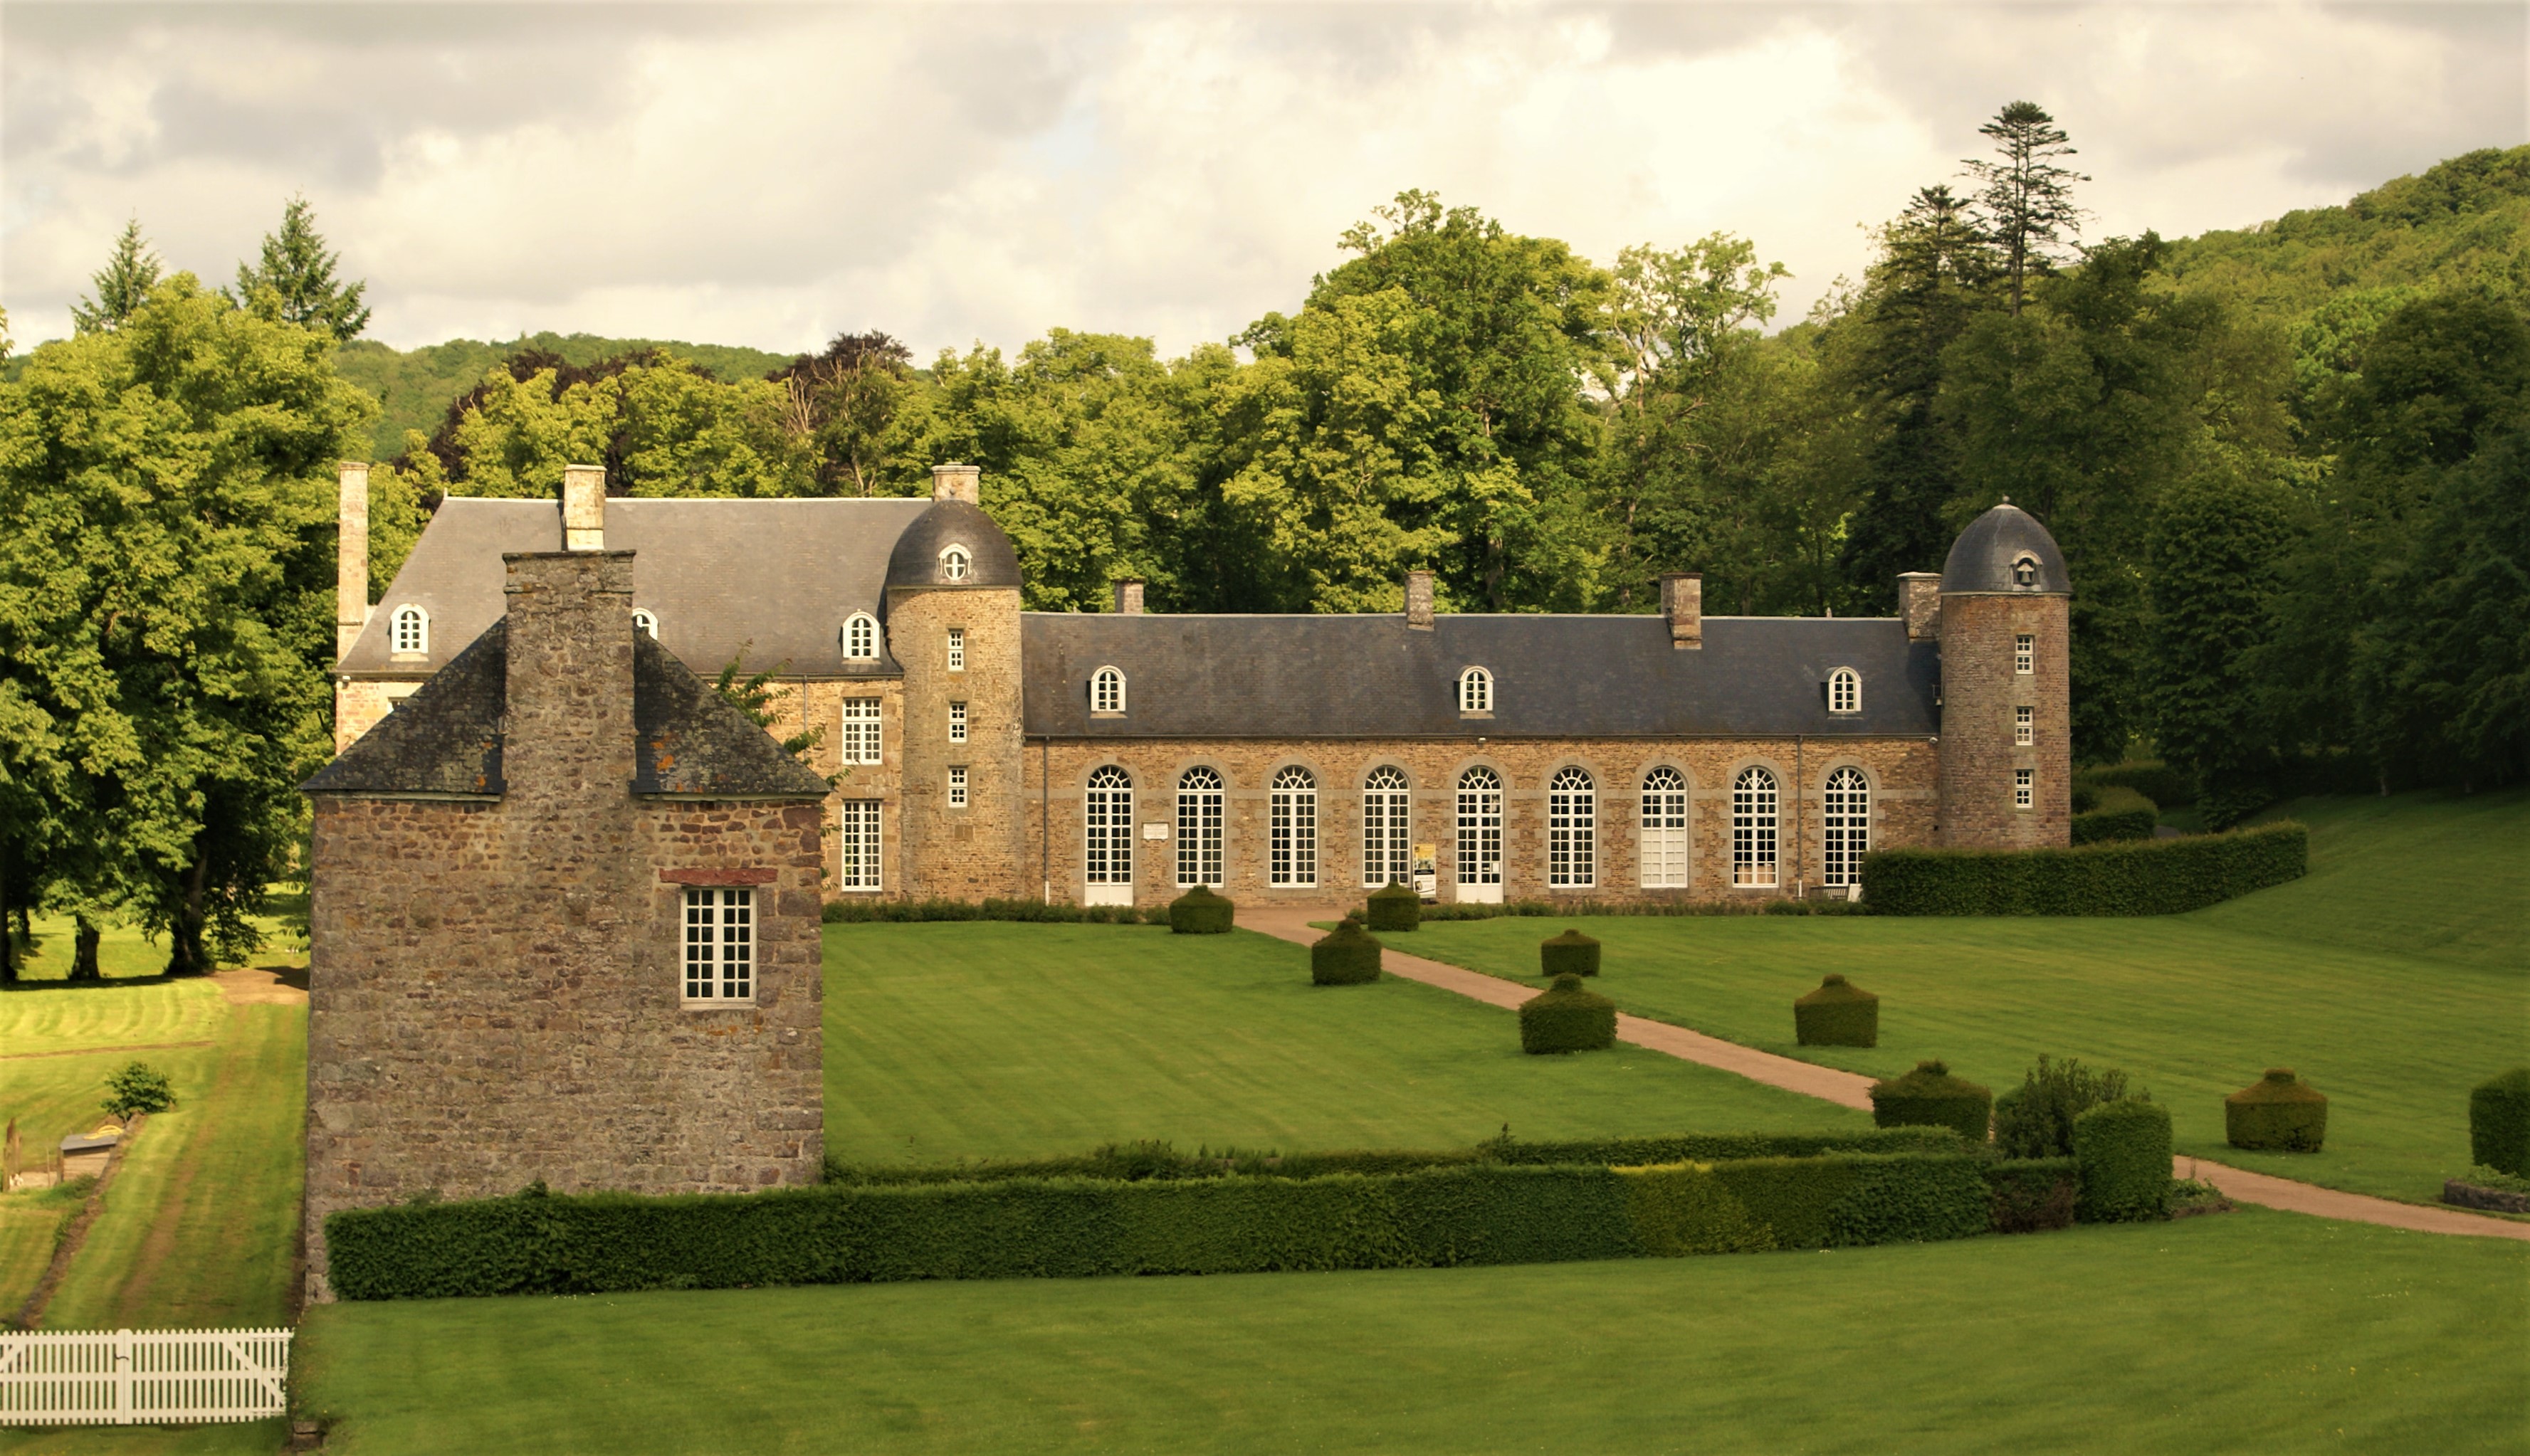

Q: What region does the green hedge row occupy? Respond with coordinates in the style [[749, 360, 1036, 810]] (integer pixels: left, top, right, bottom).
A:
[[2072, 786, 2160, 845], [1859, 823, 2308, 916], [2077, 761, 2193, 809], [1397, 898, 1867, 922], [822, 897, 1172, 926]]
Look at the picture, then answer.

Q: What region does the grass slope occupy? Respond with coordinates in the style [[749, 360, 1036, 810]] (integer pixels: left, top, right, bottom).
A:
[[823, 922, 1860, 1167], [290, 1208, 2528, 1455]]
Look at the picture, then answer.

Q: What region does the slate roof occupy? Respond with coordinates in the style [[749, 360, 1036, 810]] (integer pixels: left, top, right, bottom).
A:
[[1021, 613, 1940, 739], [884, 499, 1024, 592], [1942, 502, 2072, 595]]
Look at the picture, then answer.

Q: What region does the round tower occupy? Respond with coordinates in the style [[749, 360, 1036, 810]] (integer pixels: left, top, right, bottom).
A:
[[1935, 501, 2073, 849], [884, 464, 1027, 897]]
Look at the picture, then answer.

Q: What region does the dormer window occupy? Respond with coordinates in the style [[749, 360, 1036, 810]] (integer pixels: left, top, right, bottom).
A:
[[632, 608, 659, 640], [1091, 665, 1125, 714], [843, 613, 878, 660], [2012, 554, 2040, 588], [389, 604, 429, 656], [1458, 666, 1492, 714], [1828, 667, 1860, 714], [940, 545, 972, 582]]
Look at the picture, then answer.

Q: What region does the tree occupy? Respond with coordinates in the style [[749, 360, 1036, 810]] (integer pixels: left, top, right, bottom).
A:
[[1964, 102, 2089, 315], [767, 332, 919, 496], [232, 196, 372, 342], [70, 220, 164, 334], [2148, 455, 2295, 825]]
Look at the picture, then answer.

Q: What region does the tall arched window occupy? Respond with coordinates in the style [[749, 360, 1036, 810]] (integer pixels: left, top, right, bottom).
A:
[[1270, 766, 1318, 887], [1362, 766, 1412, 887], [1084, 766, 1134, 896], [632, 608, 660, 640], [389, 604, 429, 655], [1458, 667, 1492, 714], [1640, 766, 1689, 889], [844, 613, 878, 660], [1733, 767, 1779, 888], [1456, 767, 1503, 901], [940, 545, 972, 581], [1548, 768, 1595, 888], [1822, 767, 1870, 888], [1176, 766, 1224, 888], [1828, 667, 1860, 714], [1092, 665, 1126, 714]]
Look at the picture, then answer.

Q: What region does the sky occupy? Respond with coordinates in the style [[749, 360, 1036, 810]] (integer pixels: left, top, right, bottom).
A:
[[4, 1, 2524, 360]]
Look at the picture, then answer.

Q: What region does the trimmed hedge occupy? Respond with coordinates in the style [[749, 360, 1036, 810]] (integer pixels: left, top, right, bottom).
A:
[[1792, 974, 1878, 1047], [1311, 921, 1382, 985], [1167, 886, 1235, 934], [2470, 1068, 2530, 1177], [1860, 822, 2308, 917], [2078, 760, 2193, 809], [1986, 1156, 2079, 1233], [1363, 882, 1422, 932], [1869, 1060, 1990, 1145], [1538, 928, 1601, 978], [2225, 1068, 2328, 1152], [2072, 786, 2159, 845], [1520, 974, 1617, 1053], [1405, 899, 1866, 922], [824, 897, 1169, 926], [2073, 1099, 2171, 1223]]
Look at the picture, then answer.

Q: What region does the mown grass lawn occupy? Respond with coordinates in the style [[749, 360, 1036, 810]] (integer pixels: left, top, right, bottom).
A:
[[1400, 791, 2527, 1206]]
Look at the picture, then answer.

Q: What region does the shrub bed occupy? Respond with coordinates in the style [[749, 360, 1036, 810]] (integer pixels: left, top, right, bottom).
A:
[[1859, 822, 2308, 917], [1986, 1156, 2079, 1233], [1869, 1061, 1991, 1145], [2225, 1069, 2328, 1152], [1992, 1055, 2131, 1159], [1167, 887, 1234, 934], [1538, 928, 1601, 978], [1792, 974, 1878, 1047], [2071, 786, 2159, 845], [2074, 1099, 2172, 1223], [824, 897, 1170, 926], [2469, 1068, 2530, 1177], [1520, 974, 1617, 1053], [1365, 884, 1422, 932], [1311, 921, 1383, 985]]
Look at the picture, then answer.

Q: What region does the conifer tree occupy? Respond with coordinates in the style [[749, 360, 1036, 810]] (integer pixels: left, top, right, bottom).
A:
[[70, 220, 164, 334], [232, 196, 372, 341], [1963, 102, 2089, 315]]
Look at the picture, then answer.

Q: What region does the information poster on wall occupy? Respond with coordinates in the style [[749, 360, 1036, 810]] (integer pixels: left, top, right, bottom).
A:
[[1412, 844, 1438, 901]]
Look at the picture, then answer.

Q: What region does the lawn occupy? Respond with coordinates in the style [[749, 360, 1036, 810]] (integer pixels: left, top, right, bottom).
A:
[[1398, 791, 2528, 1206], [823, 922, 1862, 1166]]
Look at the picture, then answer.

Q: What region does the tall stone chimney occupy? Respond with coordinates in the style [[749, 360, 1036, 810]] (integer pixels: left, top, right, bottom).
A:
[[1113, 579, 1145, 614], [501, 551, 637, 807], [1404, 570, 1434, 631], [562, 464, 606, 552], [1660, 572, 1702, 650], [336, 461, 369, 662], [1898, 572, 1942, 641], [932, 463, 982, 503]]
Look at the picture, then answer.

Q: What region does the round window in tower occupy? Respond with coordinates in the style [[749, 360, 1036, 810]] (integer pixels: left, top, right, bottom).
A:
[[940, 545, 972, 581]]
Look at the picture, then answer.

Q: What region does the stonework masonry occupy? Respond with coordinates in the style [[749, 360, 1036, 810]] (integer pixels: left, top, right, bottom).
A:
[[888, 584, 1031, 900], [1936, 591, 2072, 848]]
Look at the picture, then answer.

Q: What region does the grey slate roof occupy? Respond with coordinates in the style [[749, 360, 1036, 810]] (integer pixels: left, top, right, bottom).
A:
[[883, 499, 1024, 594], [1021, 613, 1940, 739], [341, 496, 934, 680], [1942, 502, 2072, 594], [630, 633, 834, 798]]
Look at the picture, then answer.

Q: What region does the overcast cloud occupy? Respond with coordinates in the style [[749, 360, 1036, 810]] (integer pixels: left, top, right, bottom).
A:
[[5, 1, 2522, 359]]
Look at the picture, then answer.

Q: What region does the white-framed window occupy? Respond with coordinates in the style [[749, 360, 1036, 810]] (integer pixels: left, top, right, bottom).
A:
[[844, 613, 878, 660], [1176, 766, 1225, 887], [1456, 766, 1503, 888], [1823, 767, 1869, 888], [1363, 766, 1412, 887], [2012, 554, 2040, 589], [1092, 665, 1126, 714], [948, 766, 968, 808], [940, 545, 972, 581], [1548, 768, 1595, 887], [2015, 633, 2035, 675], [389, 604, 428, 655], [1270, 765, 1318, 887], [947, 627, 966, 672], [1086, 765, 1134, 885], [1733, 767, 1779, 888], [1828, 667, 1860, 714], [2015, 705, 2035, 747], [2015, 769, 2035, 809], [949, 701, 968, 744], [682, 887, 753, 1003], [1641, 766, 1689, 889], [1459, 667, 1492, 714], [841, 698, 881, 765], [836, 801, 882, 890], [632, 608, 659, 640]]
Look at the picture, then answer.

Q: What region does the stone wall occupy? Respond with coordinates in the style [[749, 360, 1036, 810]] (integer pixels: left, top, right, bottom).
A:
[[1935, 592, 2072, 848], [888, 585, 1030, 900], [333, 678, 424, 754]]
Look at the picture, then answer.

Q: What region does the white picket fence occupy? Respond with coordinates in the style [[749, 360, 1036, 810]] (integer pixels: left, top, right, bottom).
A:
[[0, 1327, 292, 1425]]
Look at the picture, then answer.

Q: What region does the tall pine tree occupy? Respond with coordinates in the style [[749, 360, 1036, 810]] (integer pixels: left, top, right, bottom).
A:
[[232, 196, 372, 342], [1964, 102, 2089, 315], [70, 220, 164, 334]]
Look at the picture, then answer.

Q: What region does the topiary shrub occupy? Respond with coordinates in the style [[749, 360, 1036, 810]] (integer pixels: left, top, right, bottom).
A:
[[1538, 928, 1601, 979], [2225, 1068, 2328, 1152], [1792, 974, 1878, 1047], [1869, 1061, 1990, 1145], [1519, 974, 1617, 1054], [1168, 885, 1235, 934], [1992, 1055, 2131, 1159], [2073, 1098, 2172, 1222], [1311, 921, 1383, 985], [1366, 882, 1422, 933], [2470, 1068, 2530, 1177]]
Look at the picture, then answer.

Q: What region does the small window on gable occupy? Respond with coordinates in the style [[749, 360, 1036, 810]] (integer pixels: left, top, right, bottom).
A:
[[1459, 667, 1492, 714], [2012, 554, 2040, 588], [1091, 665, 1125, 714], [940, 545, 972, 582], [1828, 667, 1860, 714], [632, 608, 659, 640], [844, 613, 878, 660], [388, 604, 429, 656]]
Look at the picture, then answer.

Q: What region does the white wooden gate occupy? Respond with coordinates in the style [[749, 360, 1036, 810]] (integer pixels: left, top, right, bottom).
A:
[[0, 1327, 292, 1425]]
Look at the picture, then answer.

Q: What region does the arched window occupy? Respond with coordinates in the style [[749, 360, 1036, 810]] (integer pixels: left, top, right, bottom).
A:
[[1084, 765, 1134, 892], [1822, 767, 1870, 888], [389, 604, 429, 655], [1363, 766, 1412, 888], [1641, 766, 1689, 889], [1733, 767, 1779, 888], [1828, 667, 1861, 715], [2012, 554, 2040, 588], [940, 545, 972, 581], [1458, 667, 1492, 714], [843, 613, 878, 660], [1176, 767, 1224, 888], [1548, 768, 1595, 888], [1092, 665, 1126, 714], [1270, 765, 1318, 887], [632, 608, 659, 640], [1455, 767, 1503, 901]]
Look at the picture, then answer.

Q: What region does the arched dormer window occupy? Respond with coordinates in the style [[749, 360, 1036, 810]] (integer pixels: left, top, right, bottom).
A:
[[843, 613, 878, 660], [389, 604, 429, 656], [1828, 667, 1861, 714], [631, 608, 659, 640], [1091, 665, 1125, 714], [2012, 554, 2040, 589], [1458, 666, 1492, 714], [940, 544, 972, 582]]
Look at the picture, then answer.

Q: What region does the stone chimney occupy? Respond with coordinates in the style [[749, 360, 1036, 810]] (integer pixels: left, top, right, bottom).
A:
[[502, 551, 636, 806], [1898, 572, 1942, 641], [932, 463, 982, 503], [562, 464, 606, 552], [1405, 570, 1434, 631], [336, 461, 369, 662], [1660, 572, 1702, 650], [1113, 579, 1145, 614]]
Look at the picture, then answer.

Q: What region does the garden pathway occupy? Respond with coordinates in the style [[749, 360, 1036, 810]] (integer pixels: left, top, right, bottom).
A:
[[1239, 907, 2530, 1243]]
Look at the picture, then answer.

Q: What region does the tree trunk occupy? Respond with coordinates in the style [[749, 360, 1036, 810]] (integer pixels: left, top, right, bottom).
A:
[[166, 850, 210, 977], [0, 863, 14, 986], [68, 916, 102, 983]]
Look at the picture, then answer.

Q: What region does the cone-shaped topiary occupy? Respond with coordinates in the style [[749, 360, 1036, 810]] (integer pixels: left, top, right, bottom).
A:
[[1366, 882, 1422, 932], [1537, 928, 1601, 978], [1167, 885, 1235, 934], [1868, 1060, 1990, 1144], [1793, 973, 1879, 1047], [2074, 1097, 2172, 1222], [1520, 974, 1617, 1054], [2225, 1068, 2327, 1152], [2472, 1067, 2530, 1177], [1311, 920, 1383, 985]]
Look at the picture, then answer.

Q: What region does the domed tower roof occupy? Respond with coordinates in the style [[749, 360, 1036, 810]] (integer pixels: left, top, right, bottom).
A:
[[884, 497, 1022, 594], [1941, 500, 2071, 595]]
